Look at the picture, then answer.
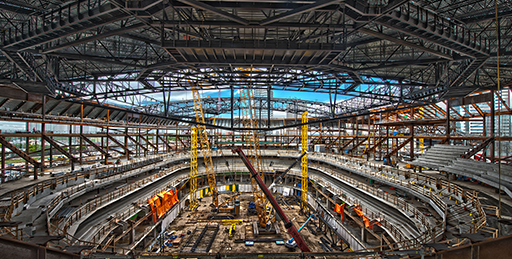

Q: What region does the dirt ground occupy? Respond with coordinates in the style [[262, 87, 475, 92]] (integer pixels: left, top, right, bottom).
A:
[[161, 193, 333, 254]]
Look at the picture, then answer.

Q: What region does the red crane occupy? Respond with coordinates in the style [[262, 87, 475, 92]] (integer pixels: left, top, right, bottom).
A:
[[232, 147, 311, 253]]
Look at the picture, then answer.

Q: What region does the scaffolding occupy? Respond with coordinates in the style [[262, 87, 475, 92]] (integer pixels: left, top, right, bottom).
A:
[[192, 88, 219, 208], [301, 111, 309, 205], [190, 126, 198, 210], [240, 87, 269, 227]]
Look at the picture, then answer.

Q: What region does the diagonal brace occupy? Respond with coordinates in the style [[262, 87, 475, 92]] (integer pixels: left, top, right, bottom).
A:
[[340, 136, 358, 150], [126, 135, 148, 152], [139, 135, 157, 150], [0, 136, 41, 167], [364, 137, 388, 154], [178, 0, 249, 25], [107, 135, 134, 155], [42, 135, 78, 163], [260, 0, 342, 26], [347, 137, 369, 153], [81, 135, 111, 157], [385, 136, 413, 158], [158, 135, 172, 150]]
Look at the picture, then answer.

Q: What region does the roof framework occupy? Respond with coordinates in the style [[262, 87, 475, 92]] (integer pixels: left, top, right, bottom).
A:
[[0, 0, 511, 127]]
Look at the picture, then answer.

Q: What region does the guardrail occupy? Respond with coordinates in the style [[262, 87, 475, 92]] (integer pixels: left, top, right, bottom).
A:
[[300, 165, 443, 249], [3, 153, 171, 222], [190, 162, 440, 251], [87, 172, 188, 246], [2, 148, 494, 252], [56, 163, 186, 236], [268, 151, 486, 232]]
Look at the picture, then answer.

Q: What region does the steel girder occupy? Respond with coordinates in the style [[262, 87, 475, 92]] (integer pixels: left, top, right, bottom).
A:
[[0, 0, 509, 121]]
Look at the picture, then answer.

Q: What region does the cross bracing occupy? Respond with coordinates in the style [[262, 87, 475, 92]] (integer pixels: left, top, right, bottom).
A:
[[0, 0, 510, 128]]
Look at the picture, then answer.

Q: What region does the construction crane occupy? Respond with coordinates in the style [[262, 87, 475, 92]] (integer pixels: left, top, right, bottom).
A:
[[192, 87, 219, 208], [301, 111, 309, 205], [240, 87, 269, 228], [233, 147, 311, 252], [218, 193, 240, 208], [190, 127, 198, 210]]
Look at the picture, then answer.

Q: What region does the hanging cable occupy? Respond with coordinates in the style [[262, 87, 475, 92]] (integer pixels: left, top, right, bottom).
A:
[[495, 0, 502, 237]]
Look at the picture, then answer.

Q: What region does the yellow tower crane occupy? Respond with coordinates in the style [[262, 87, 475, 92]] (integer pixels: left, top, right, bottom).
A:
[[192, 87, 219, 208], [240, 87, 270, 228], [301, 111, 309, 205], [190, 126, 198, 210]]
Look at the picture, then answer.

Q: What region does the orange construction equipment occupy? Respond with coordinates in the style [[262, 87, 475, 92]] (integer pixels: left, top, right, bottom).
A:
[[335, 203, 346, 221], [352, 205, 381, 229], [353, 206, 370, 228], [148, 190, 180, 223]]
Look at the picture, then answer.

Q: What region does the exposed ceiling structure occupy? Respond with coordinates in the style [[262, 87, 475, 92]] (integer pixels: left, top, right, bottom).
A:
[[0, 0, 510, 128]]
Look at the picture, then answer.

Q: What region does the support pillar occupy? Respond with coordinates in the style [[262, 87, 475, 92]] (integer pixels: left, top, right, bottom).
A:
[[130, 220, 135, 244], [410, 108, 414, 160], [1, 144, 5, 183], [25, 122, 29, 176], [490, 90, 495, 162], [483, 115, 487, 159], [125, 128, 130, 160], [267, 86, 271, 128], [106, 110, 109, 163], [39, 122, 45, 178], [39, 96, 46, 178], [446, 100, 451, 144], [49, 139, 53, 167], [156, 128, 159, 154], [69, 126, 74, 171], [386, 126, 390, 157], [80, 105, 83, 165], [101, 134, 106, 165]]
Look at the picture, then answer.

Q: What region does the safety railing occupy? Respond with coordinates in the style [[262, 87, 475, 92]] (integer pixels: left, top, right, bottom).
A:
[[56, 163, 186, 236], [3, 153, 170, 222], [286, 166, 441, 248]]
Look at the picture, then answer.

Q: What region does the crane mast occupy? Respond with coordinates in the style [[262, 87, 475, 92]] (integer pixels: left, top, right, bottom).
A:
[[190, 126, 198, 210], [240, 87, 269, 227], [192, 87, 219, 208]]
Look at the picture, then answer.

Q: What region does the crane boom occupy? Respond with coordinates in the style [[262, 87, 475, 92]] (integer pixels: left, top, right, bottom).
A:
[[192, 88, 219, 208], [233, 147, 311, 253], [240, 87, 269, 227]]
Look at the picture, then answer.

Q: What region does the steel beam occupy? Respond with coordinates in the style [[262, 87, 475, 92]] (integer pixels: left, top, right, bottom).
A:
[[107, 134, 134, 155], [126, 134, 149, 152], [339, 136, 358, 150], [0, 136, 41, 168], [364, 137, 387, 154], [385, 136, 413, 158], [42, 135, 79, 163], [42, 23, 147, 54], [139, 135, 157, 150], [157, 135, 172, 151], [178, 0, 249, 25], [259, 0, 341, 25], [80, 134, 111, 157], [358, 28, 453, 60]]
